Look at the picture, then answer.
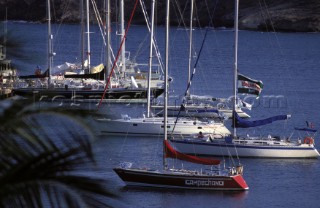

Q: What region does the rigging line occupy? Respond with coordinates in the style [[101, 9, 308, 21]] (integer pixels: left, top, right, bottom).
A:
[[132, 30, 149, 61], [192, 1, 221, 94], [92, 1, 114, 66], [265, 3, 300, 127], [139, 0, 164, 74], [91, 0, 106, 46], [259, 0, 295, 121], [204, 0, 219, 28], [171, 0, 187, 28], [193, 3, 202, 28], [97, 0, 140, 108], [170, 28, 209, 135]]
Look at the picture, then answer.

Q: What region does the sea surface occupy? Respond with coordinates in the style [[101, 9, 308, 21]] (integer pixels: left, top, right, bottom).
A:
[[6, 21, 320, 207]]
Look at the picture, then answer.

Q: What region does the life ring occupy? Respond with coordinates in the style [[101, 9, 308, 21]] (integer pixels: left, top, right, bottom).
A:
[[303, 137, 314, 145]]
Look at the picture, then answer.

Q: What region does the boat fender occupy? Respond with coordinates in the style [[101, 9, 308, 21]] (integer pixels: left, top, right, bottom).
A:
[[303, 137, 314, 145]]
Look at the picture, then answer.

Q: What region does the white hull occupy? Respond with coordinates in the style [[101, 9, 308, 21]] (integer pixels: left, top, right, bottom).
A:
[[95, 116, 231, 136], [170, 139, 320, 158], [152, 105, 250, 119]]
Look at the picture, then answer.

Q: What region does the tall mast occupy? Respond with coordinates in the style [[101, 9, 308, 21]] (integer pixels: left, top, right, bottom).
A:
[[3, 8, 7, 59], [233, 0, 239, 137], [187, 0, 194, 89], [147, 0, 156, 118], [105, 0, 111, 83], [163, 0, 170, 170], [119, 0, 126, 76], [80, 0, 85, 71], [47, 0, 53, 86], [86, 0, 91, 73]]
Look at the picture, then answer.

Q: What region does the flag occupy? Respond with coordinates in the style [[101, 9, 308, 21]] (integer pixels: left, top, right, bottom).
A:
[[238, 73, 263, 97]]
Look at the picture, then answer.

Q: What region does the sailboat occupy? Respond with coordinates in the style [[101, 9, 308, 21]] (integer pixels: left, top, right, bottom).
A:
[[12, 0, 164, 103], [169, 0, 320, 159], [150, 0, 249, 120], [0, 12, 17, 99], [151, 98, 251, 119], [113, 0, 249, 190], [170, 117, 320, 158], [96, 0, 230, 137]]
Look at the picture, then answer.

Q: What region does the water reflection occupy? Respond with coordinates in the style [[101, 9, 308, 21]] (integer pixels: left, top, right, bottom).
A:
[[118, 186, 248, 208]]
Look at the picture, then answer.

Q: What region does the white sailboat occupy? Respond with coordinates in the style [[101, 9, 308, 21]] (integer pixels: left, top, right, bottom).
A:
[[152, 102, 250, 119], [170, 126, 320, 158], [12, 0, 164, 102], [96, 115, 230, 137], [169, 0, 320, 159], [151, 0, 249, 120], [113, 0, 249, 190], [96, 0, 230, 137]]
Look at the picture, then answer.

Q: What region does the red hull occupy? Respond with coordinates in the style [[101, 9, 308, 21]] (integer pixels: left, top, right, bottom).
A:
[[114, 168, 249, 191]]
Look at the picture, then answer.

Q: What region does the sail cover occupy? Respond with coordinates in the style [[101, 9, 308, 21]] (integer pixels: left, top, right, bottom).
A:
[[238, 73, 263, 97], [294, 127, 317, 133], [234, 111, 289, 128], [64, 67, 105, 80], [164, 140, 220, 165]]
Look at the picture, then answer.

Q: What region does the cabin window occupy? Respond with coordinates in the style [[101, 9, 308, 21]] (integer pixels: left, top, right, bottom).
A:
[[197, 127, 202, 129], [161, 125, 171, 128], [133, 124, 138, 126], [253, 142, 268, 145], [235, 141, 247, 144]]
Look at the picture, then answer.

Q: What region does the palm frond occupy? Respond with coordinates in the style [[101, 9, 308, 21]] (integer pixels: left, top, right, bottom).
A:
[[0, 99, 119, 207]]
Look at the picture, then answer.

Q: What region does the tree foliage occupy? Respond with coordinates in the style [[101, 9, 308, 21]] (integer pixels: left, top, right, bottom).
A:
[[0, 98, 118, 207]]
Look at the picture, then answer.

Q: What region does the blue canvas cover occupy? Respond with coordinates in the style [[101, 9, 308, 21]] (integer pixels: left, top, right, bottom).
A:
[[234, 111, 289, 128]]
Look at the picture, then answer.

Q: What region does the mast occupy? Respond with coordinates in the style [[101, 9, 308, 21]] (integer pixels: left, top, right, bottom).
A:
[[187, 0, 194, 89], [139, 0, 164, 74], [86, 0, 91, 73], [47, 0, 53, 86], [147, 0, 156, 118], [3, 7, 7, 59], [80, 0, 85, 71], [163, 0, 170, 170], [233, 0, 239, 138], [119, 0, 126, 76], [105, 0, 111, 83]]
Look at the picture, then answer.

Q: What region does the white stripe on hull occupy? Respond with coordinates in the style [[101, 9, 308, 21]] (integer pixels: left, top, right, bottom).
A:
[[171, 141, 320, 158]]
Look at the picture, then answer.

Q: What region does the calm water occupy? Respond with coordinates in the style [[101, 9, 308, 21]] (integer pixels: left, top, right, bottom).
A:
[[6, 21, 320, 207]]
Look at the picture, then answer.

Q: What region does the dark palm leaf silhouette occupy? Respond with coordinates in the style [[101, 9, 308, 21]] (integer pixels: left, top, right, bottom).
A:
[[0, 98, 118, 207]]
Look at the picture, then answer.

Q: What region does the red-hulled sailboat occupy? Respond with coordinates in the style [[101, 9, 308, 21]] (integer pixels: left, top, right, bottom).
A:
[[113, 0, 248, 191], [114, 140, 249, 190]]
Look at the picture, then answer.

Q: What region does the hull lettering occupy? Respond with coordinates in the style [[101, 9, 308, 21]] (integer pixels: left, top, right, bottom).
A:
[[185, 180, 224, 187]]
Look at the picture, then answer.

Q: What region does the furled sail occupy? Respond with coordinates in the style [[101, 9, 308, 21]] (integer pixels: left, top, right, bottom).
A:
[[234, 111, 290, 128], [164, 140, 220, 165], [64, 67, 105, 80], [294, 127, 317, 133]]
